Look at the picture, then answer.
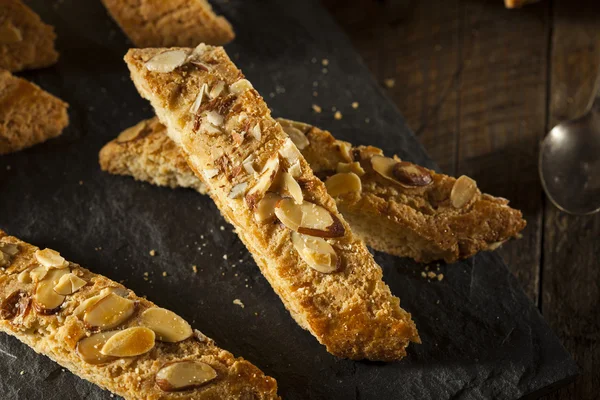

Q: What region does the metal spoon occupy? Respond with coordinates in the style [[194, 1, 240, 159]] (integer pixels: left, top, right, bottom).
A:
[[539, 93, 600, 215]]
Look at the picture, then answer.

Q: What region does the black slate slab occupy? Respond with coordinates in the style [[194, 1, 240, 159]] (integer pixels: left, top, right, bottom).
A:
[[0, 1, 578, 399]]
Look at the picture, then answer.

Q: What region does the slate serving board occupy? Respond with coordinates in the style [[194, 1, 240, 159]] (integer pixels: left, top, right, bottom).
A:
[[0, 0, 578, 399]]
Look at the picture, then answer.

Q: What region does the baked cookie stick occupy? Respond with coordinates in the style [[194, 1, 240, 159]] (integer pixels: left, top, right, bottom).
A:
[[101, 0, 235, 47], [100, 117, 526, 263], [0, 70, 68, 155], [0, 230, 280, 399], [125, 45, 420, 361], [0, 0, 58, 72]]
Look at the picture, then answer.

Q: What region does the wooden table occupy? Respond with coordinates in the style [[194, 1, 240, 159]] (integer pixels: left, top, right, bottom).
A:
[[322, 1, 599, 399]]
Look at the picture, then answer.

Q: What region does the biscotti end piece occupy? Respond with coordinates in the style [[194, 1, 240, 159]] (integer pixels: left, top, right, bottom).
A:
[[99, 117, 208, 193], [0, 70, 68, 155], [0, 229, 280, 399], [0, 0, 58, 72], [101, 0, 235, 47]]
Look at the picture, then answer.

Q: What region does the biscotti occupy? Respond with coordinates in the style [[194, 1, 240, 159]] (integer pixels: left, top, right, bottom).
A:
[[0, 0, 58, 72], [100, 116, 526, 263], [125, 45, 419, 361], [101, 0, 234, 47], [0, 70, 68, 154], [0, 230, 280, 399]]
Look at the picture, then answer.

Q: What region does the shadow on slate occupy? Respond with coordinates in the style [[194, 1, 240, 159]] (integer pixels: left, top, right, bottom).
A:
[[0, 0, 577, 399]]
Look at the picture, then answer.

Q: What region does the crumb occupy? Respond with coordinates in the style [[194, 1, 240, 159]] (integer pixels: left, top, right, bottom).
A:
[[427, 271, 436, 279], [78, 180, 83, 185], [162, 271, 167, 277], [192, 265, 198, 273], [322, 58, 329, 66], [149, 249, 156, 257], [220, 226, 225, 231], [421, 272, 427, 278], [223, 254, 228, 260], [334, 111, 342, 120], [312, 104, 322, 113], [233, 299, 245, 308], [437, 274, 444, 281], [384, 78, 396, 88], [20, 371, 24, 375], [351, 102, 359, 109]]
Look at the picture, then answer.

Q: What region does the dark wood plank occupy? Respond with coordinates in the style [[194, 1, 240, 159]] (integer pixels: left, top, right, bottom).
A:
[[542, 1, 600, 399]]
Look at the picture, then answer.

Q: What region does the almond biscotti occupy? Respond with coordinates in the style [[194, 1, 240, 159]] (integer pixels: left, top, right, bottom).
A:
[[0, 70, 68, 154], [0, 0, 58, 72], [0, 230, 280, 399], [100, 116, 526, 263], [101, 0, 235, 47], [125, 45, 419, 361]]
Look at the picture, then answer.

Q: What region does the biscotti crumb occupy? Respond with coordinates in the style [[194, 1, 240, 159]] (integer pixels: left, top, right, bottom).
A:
[[437, 274, 444, 281], [223, 254, 228, 260], [427, 271, 436, 279], [312, 104, 322, 113], [334, 111, 342, 120], [192, 265, 198, 273], [384, 78, 396, 88], [352, 102, 359, 109], [149, 249, 156, 256], [233, 299, 245, 308], [321, 59, 329, 66], [162, 271, 167, 277]]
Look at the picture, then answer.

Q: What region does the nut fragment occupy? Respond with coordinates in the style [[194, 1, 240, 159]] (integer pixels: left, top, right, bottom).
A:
[[246, 155, 280, 208], [325, 173, 362, 197], [278, 138, 302, 165], [229, 182, 248, 199], [278, 172, 303, 204], [35, 248, 68, 269], [450, 176, 478, 208], [33, 269, 69, 314], [291, 232, 339, 273], [229, 79, 253, 95], [209, 81, 226, 99], [17, 269, 32, 283], [392, 162, 433, 187], [76, 331, 118, 365], [0, 290, 29, 320], [371, 155, 421, 188], [288, 161, 302, 178], [84, 292, 136, 330], [73, 287, 125, 317], [54, 273, 87, 295], [145, 49, 189, 73], [282, 125, 309, 150], [29, 265, 48, 282], [336, 162, 365, 176], [100, 327, 155, 357], [156, 360, 217, 392], [250, 123, 262, 141], [335, 141, 353, 162], [254, 193, 281, 223], [0, 21, 22, 44], [274, 199, 345, 238], [139, 308, 193, 343], [203, 169, 219, 179], [190, 83, 209, 114]]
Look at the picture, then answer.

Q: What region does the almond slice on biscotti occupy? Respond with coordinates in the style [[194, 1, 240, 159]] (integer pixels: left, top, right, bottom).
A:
[[125, 45, 420, 361]]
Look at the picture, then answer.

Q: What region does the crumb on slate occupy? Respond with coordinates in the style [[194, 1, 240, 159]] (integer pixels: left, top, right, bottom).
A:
[[149, 249, 156, 257], [312, 104, 322, 113], [233, 299, 245, 308]]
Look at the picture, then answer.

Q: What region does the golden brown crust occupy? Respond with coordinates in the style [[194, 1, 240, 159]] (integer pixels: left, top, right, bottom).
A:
[[0, 0, 58, 72], [0, 229, 280, 400], [0, 70, 68, 154], [100, 117, 526, 263], [125, 45, 419, 361], [504, 0, 539, 8], [101, 0, 235, 47]]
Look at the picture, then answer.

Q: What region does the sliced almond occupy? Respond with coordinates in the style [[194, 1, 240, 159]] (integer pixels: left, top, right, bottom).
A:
[[229, 182, 248, 199], [209, 81, 226, 99], [206, 111, 224, 127], [279, 172, 303, 204], [0, 242, 19, 256], [73, 287, 124, 317], [392, 162, 433, 187], [337, 161, 365, 176], [203, 169, 219, 179], [282, 125, 309, 150], [325, 172, 362, 197], [254, 193, 282, 223], [35, 248, 68, 269], [450, 175, 478, 208], [139, 308, 193, 343], [250, 123, 262, 141], [29, 265, 48, 282], [33, 269, 69, 315], [84, 292, 136, 330], [156, 360, 217, 392], [199, 119, 222, 135], [246, 155, 280, 208], [288, 161, 302, 178], [371, 155, 423, 188], [76, 331, 118, 365], [229, 79, 253, 95], [190, 83, 209, 114], [100, 327, 155, 357], [145, 50, 189, 73], [278, 138, 302, 165], [17, 269, 32, 283], [335, 141, 353, 162], [274, 199, 345, 238], [0, 21, 22, 44], [291, 232, 339, 273], [54, 273, 87, 296]]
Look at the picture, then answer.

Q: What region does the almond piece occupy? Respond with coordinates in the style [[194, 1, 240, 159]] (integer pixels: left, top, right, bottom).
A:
[[76, 331, 118, 365], [0, 21, 22, 44], [84, 292, 136, 330], [255, 193, 282, 223], [190, 83, 209, 114], [335, 141, 353, 162], [156, 360, 217, 392], [279, 172, 303, 204], [139, 308, 193, 343], [0, 290, 29, 321], [288, 161, 302, 178], [229, 182, 248, 199], [325, 172, 362, 197], [0, 242, 18, 256], [336, 161, 365, 176], [274, 199, 345, 238], [35, 248, 68, 269], [100, 327, 155, 357], [209, 81, 226, 99], [392, 162, 433, 187], [282, 124, 310, 150], [291, 232, 339, 273], [17, 269, 32, 283], [371, 155, 424, 188], [450, 175, 478, 208], [250, 123, 262, 141], [203, 168, 219, 179], [229, 79, 253, 95], [278, 138, 302, 165], [29, 265, 48, 282], [145, 50, 189, 73], [73, 287, 125, 317], [33, 269, 69, 314], [246, 155, 280, 208], [54, 273, 87, 295]]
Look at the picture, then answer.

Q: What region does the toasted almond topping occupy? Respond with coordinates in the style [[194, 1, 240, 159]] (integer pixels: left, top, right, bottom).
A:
[[156, 361, 217, 392], [199, 120, 222, 135], [288, 161, 302, 178], [29, 265, 48, 282], [335, 141, 353, 162], [275, 199, 345, 238], [76, 331, 118, 365], [250, 123, 262, 141], [371, 155, 407, 186], [279, 138, 302, 165], [100, 327, 155, 357], [33, 269, 69, 315], [54, 273, 87, 296], [73, 288, 125, 317], [203, 169, 219, 179], [206, 111, 224, 127], [145, 49, 189, 73], [229, 182, 248, 199], [336, 161, 365, 176], [139, 308, 193, 343], [229, 79, 253, 95], [392, 162, 433, 187], [232, 131, 245, 146], [190, 83, 209, 114], [35, 248, 68, 269], [282, 125, 310, 150], [17, 269, 31, 283], [246, 155, 280, 208], [255, 193, 282, 223], [84, 292, 136, 330], [209, 81, 226, 99], [451, 175, 478, 208], [325, 172, 362, 197], [291, 232, 339, 273], [279, 172, 303, 204]]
